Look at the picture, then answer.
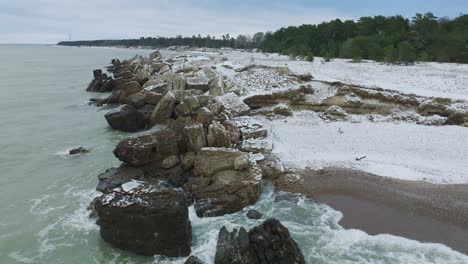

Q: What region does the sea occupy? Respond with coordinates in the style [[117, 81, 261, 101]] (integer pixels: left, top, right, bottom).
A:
[[0, 44, 467, 264]]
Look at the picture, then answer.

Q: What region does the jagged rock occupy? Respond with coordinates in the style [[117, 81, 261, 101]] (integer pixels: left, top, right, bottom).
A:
[[214, 227, 255, 264], [87, 69, 115, 92], [217, 93, 250, 117], [164, 72, 187, 91], [143, 79, 169, 94], [144, 92, 162, 105], [162, 155, 180, 169], [113, 129, 179, 166], [168, 116, 194, 153], [150, 91, 177, 125], [185, 256, 205, 264], [116, 81, 142, 95], [95, 184, 192, 257], [96, 165, 145, 193], [175, 102, 191, 117], [196, 95, 212, 107], [207, 121, 231, 148], [214, 219, 305, 264], [196, 107, 214, 128], [184, 123, 207, 153], [192, 148, 262, 216], [69, 147, 89, 155], [104, 105, 147, 132], [249, 219, 305, 263], [246, 210, 263, 220], [209, 77, 226, 97]]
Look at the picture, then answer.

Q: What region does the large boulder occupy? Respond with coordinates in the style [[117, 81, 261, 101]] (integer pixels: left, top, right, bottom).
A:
[[217, 93, 250, 117], [192, 148, 262, 216], [104, 105, 147, 132], [95, 183, 192, 257], [113, 129, 179, 166], [214, 219, 305, 264], [150, 91, 177, 125]]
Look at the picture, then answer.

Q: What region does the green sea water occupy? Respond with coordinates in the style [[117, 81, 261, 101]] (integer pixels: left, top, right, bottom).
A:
[[0, 45, 467, 264]]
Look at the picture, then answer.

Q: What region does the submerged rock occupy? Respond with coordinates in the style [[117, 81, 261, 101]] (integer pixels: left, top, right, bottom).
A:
[[246, 209, 263, 220], [95, 184, 192, 257], [68, 147, 89, 155], [104, 105, 147, 132]]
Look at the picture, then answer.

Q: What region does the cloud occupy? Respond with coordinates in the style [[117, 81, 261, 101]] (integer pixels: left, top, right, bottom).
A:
[[0, 0, 352, 44]]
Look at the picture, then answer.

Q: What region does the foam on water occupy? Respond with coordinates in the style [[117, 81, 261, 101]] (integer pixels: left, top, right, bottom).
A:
[[150, 185, 468, 264]]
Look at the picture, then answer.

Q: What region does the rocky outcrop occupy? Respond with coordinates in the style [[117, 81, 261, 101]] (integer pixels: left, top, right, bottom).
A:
[[96, 165, 145, 193], [191, 148, 262, 217], [214, 219, 305, 264], [87, 69, 115, 92], [104, 105, 147, 132], [95, 183, 191, 257], [184, 123, 207, 153], [113, 129, 179, 166]]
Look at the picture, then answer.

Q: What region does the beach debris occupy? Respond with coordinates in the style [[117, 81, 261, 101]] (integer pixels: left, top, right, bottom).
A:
[[356, 156, 367, 161]]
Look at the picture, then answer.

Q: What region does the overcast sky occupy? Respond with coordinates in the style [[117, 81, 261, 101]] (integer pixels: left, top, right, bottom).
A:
[[1, 0, 466, 44]]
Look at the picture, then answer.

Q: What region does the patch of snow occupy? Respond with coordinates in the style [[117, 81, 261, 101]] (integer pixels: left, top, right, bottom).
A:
[[269, 112, 468, 184]]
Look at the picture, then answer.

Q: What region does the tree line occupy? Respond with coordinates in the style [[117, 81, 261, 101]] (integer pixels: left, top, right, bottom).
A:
[[260, 13, 468, 63], [58, 13, 468, 63]]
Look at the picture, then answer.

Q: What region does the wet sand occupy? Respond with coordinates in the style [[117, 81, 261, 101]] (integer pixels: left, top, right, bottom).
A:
[[275, 167, 468, 254]]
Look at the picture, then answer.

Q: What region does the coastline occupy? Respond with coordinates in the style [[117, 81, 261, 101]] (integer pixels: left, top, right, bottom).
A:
[[276, 167, 468, 253]]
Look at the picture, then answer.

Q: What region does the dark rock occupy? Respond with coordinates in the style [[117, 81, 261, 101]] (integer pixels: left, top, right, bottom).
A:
[[95, 184, 192, 257], [68, 147, 89, 155], [124, 92, 146, 108], [87, 69, 115, 92], [214, 227, 256, 264], [104, 105, 147, 132], [250, 219, 305, 263], [246, 210, 263, 220], [445, 113, 466, 125], [137, 104, 156, 121], [214, 219, 305, 264], [113, 129, 179, 166], [184, 256, 205, 264], [96, 165, 144, 193]]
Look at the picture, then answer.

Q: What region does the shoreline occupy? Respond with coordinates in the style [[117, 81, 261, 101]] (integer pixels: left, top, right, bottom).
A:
[[275, 167, 468, 253]]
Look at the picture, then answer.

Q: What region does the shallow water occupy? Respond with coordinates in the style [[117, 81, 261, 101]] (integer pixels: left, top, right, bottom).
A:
[[0, 45, 467, 264]]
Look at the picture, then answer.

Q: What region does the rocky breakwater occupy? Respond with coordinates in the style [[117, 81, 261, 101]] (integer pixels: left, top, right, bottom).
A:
[[84, 50, 301, 259]]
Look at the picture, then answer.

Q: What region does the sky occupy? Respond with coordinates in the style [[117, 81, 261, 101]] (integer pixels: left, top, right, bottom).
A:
[[0, 0, 467, 44]]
